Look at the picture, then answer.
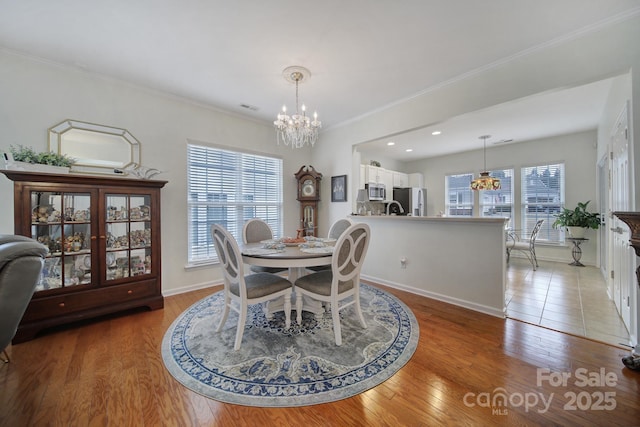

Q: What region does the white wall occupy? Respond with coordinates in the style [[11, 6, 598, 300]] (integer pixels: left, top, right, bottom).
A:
[[0, 50, 312, 295], [356, 216, 507, 318], [407, 131, 598, 265]]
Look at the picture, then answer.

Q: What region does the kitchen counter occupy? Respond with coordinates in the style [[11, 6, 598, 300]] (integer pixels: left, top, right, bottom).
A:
[[352, 215, 508, 317], [351, 214, 507, 223]]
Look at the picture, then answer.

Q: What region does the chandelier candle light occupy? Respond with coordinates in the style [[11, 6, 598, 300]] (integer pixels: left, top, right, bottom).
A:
[[471, 135, 501, 191], [274, 66, 321, 148]]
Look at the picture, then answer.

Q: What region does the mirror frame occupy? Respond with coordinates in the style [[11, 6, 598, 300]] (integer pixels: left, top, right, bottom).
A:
[[48, 119, 141, 175]]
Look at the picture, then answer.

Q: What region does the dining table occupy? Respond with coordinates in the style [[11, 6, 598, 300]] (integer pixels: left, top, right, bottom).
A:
[[240, 241, 334, 316]]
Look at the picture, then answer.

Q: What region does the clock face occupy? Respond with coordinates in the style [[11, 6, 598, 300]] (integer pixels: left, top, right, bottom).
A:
[[302, 179, 315, 197]]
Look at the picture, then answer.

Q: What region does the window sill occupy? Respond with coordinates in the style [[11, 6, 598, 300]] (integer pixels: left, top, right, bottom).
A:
[[185, 260, 218, 270]]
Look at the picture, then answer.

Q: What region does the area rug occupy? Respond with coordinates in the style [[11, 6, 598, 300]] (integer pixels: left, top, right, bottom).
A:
[[161, 283, 419, 407]]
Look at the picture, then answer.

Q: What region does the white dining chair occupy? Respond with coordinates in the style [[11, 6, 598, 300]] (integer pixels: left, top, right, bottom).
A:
[[294, 222, 370, 345], [211, 224, 292, 350], [327, 218, 354, 240], [506, 219, 544, 270], [307, 218, 354, 272], [242, 218, 287, 275]]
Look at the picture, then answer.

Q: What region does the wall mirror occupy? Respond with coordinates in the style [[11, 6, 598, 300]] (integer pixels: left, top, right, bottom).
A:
[[49, 120, 141, 175]]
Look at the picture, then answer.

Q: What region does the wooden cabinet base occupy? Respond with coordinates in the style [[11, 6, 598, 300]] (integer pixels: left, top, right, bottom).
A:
[[13, 294, 164, 344]]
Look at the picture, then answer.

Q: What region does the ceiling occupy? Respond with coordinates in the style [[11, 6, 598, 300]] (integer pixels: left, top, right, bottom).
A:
[[1, 1, 639, 159], [359, 76, 617, 161]]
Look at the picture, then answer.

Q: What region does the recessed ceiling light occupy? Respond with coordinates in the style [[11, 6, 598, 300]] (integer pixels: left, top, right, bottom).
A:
[[387, 141, 395, 146], [431, 131, 441, 135], [405, 149, 413, 152]]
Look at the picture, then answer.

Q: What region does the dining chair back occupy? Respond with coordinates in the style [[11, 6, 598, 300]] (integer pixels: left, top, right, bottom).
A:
[[211, 224, 292, 350], [242, 218, 274, 244], [507, 219, 544, 270], [307, 218, 354, 272], [242, 218, 287, 275], [294, 222, 370, 345], [327, 218, 354, 240]]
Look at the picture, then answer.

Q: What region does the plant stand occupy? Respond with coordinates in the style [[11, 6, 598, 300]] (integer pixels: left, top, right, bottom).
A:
[[566, 237, 587, 266]]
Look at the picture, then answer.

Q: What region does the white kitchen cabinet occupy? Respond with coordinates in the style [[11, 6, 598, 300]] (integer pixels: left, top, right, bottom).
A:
[[365, 165, 384, 184], [393, 171, 409, 188], [382, 169, 394, 201], [409, 173, 424, 188]]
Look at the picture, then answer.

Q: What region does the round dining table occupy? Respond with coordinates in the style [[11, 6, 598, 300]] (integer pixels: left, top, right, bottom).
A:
[[240, 242, 334, 316]]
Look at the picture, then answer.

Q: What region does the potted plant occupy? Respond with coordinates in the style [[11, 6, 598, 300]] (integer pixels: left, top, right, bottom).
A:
[[4, 144, 75, 173], [552, 200, 601, 238]]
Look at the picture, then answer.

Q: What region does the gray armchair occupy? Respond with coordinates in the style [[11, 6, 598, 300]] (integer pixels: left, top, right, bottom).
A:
[[0, 235, 48, 362]]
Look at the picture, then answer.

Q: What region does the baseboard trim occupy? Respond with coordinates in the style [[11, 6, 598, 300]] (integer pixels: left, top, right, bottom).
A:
[[361, 274, 505, 318], [163, 280, 223, 297]]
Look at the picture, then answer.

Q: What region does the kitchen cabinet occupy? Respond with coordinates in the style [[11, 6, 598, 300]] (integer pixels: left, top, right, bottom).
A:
[[393, 172, 409, 188], [1, 170, 167, 343], [382, 169, 393, 201], [365, 165, 385, 184], [409, 173, 424, 188]]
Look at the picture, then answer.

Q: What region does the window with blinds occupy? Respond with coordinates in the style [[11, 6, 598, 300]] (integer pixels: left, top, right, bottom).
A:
[[521, 163, 564, 243], [445, 173, 473, 217], [480, 169, 514, 228], [187, 143, 283, 264]]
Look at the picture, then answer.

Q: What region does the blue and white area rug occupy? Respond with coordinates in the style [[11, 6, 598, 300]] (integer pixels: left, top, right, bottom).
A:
[[161, 283, 419, 407]]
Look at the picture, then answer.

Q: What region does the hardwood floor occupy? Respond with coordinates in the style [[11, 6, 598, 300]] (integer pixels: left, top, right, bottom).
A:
[[1, 282, 639, 426]]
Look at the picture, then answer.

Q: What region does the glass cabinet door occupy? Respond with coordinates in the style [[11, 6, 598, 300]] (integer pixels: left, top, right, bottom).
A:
[[105, 193, 152, 282], [31, 191, 92, 291]]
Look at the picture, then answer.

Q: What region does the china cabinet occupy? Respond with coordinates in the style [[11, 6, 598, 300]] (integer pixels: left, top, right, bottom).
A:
[[1, 170, 167, 343]]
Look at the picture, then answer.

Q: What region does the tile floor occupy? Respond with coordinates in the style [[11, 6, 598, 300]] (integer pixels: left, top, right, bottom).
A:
[[505, 257, 631, 348]]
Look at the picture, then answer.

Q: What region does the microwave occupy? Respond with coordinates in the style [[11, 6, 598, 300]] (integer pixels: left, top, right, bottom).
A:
[[365, 183, 386, 201]]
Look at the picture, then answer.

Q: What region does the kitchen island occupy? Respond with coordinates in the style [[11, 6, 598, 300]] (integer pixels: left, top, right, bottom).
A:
[[353, 215, 507, 317]]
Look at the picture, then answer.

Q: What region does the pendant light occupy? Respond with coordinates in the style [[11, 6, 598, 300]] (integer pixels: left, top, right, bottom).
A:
[[471, 135, 501, 191]]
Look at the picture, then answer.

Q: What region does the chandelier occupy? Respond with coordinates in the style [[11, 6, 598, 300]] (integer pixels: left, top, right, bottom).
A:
[[471, 135, 501, 191], [274, 66, 321, 148]]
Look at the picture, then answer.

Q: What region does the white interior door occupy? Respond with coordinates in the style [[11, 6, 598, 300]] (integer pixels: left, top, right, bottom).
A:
[[598, 155, 608, 276], [610, 103, 632, 331]]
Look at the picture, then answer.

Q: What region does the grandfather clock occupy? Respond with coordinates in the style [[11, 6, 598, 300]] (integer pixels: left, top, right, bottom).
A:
[[294, 165, 322, 237]]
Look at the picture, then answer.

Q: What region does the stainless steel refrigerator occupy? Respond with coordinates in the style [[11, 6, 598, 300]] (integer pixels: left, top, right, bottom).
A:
[[393, 187, 426, 216]]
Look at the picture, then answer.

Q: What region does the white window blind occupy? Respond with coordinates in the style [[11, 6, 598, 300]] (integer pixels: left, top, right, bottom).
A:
[[445, 173, 473, 217], [187, 144, 283, 264], [480, 169, 514, 228], [521, 163, 564, 243]]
